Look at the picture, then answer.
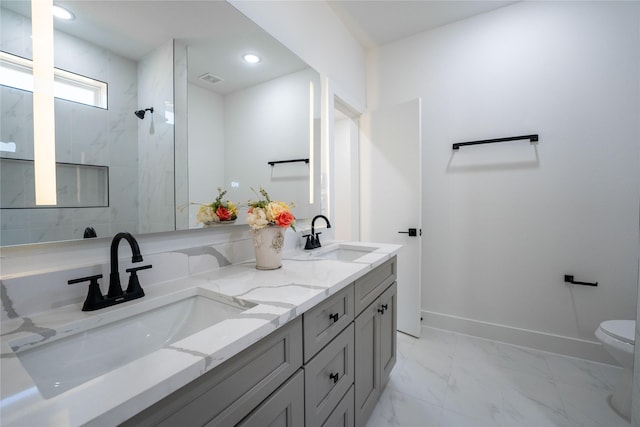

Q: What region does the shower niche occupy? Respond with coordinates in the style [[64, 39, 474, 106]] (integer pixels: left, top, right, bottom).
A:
[[0, 158, 109, 209]]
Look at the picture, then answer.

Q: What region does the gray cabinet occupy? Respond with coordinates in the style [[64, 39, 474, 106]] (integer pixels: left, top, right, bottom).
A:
[[121, 317, 303, 427], [122, 256, 397, 427], [354, 280, 397, 427], [304, 323, 355, 427], [236, 369, 305, 427]]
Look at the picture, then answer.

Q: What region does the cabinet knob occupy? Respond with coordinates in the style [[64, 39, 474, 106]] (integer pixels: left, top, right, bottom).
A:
[[329, 313, 339, 322], [378, 307, 385, 315], [329, 372, 339, 383], [381, 304, 388, 310]]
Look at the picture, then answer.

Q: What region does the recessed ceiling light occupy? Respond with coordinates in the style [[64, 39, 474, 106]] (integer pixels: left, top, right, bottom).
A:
[[52, 4, 75, 20], [243, 54, 261, 64]]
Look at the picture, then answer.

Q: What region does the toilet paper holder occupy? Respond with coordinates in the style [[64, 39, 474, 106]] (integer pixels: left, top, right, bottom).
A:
[[564, 275, 598, 287]]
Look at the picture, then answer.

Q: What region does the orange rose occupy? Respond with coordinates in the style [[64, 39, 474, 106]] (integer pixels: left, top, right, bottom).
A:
[[216, 206, 233, 221], [275, 211, 295, 228]]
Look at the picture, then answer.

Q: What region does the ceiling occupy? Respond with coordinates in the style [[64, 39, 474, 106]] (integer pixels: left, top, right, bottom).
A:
[[327, 0, 519, 48]]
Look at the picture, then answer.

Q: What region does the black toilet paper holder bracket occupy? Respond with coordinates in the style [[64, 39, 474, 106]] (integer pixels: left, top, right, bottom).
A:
[[564, 275, 598, 287]]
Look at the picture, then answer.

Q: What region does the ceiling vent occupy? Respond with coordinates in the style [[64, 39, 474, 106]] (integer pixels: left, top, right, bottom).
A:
[[198, 73, 223, 85]]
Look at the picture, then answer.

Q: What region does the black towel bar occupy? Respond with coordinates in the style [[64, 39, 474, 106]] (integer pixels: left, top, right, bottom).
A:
[[452, 134, 538, 151], [564, 275, 598, 287], [267, 158, 309, 166]]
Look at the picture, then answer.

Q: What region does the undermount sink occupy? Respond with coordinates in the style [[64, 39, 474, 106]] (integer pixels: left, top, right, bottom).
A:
[[312, 244, 378, 262], [11, 291, 254, 399]]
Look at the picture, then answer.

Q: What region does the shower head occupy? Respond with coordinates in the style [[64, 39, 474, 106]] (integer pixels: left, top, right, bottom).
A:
[[134, 107, 154, 119]]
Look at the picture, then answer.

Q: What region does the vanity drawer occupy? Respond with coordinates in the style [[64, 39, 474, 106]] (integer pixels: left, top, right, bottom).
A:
[[354, 257, 396, 315], [321, 385, 354, 427], [303, 284, 354, 362], [236, 369, 304, 427], [305, 323, 355, 427]]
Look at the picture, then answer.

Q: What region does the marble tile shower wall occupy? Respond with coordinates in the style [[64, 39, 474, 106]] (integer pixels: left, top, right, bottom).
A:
[[137, 40, 176, 234], [0, 8, 139, 245], [0, 230, 258, 322]]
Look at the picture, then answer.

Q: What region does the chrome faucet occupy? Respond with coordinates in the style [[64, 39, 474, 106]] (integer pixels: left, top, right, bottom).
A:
[[68, 232, 151, 311], [304, 215, 332, 250]]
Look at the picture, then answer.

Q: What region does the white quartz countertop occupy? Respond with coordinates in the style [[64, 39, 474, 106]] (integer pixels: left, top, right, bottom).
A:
[[0, 241, 400, 427]]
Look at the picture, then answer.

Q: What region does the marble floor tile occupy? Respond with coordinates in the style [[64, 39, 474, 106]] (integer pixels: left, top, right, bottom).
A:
[[493, 341, 554, 379], [412, 327, 458, 358], [556, 382, 631, 427], [367, 326, 630, 427], [501, 371, 570, 427], [453, 333, 502, 365], [443, 364, 505, 426], [389, 351, 452, 407], [365, 387, 443, 427], [544, 351, 619, 391]]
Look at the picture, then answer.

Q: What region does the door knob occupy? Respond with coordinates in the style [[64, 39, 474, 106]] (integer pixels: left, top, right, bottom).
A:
[[398, 228, 420, 237]]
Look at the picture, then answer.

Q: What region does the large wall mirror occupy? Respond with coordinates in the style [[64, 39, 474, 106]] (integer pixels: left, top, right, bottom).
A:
[[0, 1, 321, 246]]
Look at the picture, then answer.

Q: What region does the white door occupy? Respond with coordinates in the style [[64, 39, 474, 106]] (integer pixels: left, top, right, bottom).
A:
[[359, 99, 422, 337]]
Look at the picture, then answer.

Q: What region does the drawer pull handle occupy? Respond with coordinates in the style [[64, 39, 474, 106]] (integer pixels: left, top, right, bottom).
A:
[[329, 372, 339, 383], [329, 313, 339, 322], [381, 304, 388, 310], [378, 307, 385, 315]]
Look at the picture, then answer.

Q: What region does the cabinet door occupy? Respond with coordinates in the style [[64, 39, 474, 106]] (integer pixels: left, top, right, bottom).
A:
[[237, 369, 304, 427], [305, 323, 355, 427], [354, 301, 380, 427], [379, 282, 397, 388]]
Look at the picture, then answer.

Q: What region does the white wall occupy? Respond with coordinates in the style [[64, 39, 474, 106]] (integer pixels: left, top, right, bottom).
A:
[[187, 83, 225, 228], [367, 1, 640, 361]]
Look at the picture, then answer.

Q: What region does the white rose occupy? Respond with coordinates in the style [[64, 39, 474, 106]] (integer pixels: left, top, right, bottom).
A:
[[247, 208, 269, 229], [196, 206, 219, 223]]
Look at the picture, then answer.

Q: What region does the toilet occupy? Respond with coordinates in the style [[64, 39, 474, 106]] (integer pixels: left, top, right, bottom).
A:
[[595, 320, 636, 420]]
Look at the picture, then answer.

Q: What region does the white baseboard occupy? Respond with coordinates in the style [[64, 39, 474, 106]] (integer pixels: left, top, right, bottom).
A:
[[421, 310, 617, 365]]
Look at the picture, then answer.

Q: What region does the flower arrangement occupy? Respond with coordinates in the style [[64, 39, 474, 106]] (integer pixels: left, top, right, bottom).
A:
[[246, 187, 295, 230], [195, 188, 238, 224]]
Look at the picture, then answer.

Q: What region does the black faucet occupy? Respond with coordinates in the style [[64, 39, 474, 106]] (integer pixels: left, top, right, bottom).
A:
[[304, 215, 332, 250], [108, 232, 143, 298], [68, 232, 151, 311]]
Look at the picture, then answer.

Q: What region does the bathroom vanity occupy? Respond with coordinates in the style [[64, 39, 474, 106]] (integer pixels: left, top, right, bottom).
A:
[[0, 241, 400, 427]]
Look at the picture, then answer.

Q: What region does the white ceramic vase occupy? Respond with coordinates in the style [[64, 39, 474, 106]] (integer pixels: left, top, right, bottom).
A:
[[252, 226, 285, 270]]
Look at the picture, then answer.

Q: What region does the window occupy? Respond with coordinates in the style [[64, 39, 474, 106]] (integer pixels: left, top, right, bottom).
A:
[[0, 51, 107, 109]]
